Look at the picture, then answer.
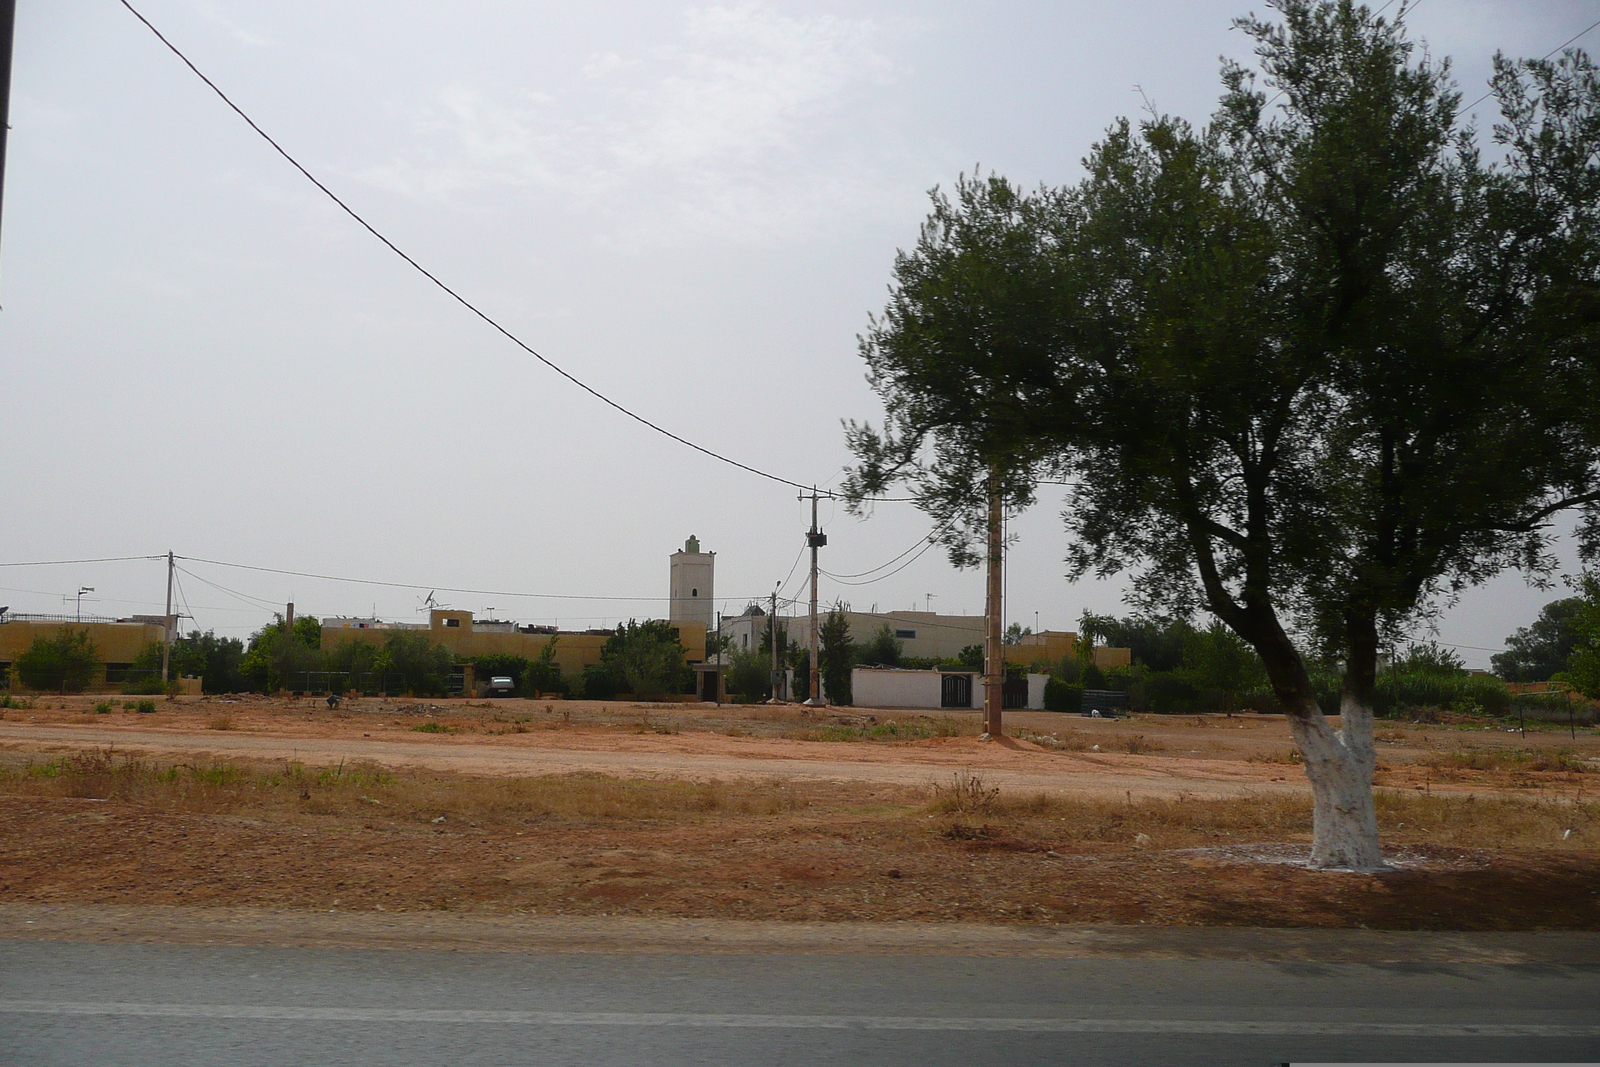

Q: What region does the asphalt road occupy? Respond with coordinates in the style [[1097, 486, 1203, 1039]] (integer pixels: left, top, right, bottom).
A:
[[2, 940, 1597, 1066]]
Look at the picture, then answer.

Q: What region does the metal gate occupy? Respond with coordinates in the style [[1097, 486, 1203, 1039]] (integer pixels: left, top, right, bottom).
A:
[[940, 673, 973, 708]]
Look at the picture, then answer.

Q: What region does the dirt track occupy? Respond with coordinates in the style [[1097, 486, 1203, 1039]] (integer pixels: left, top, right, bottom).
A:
[[0, 723, 1307, 800], [2, 694, 1593, 800], [3, 696, 1598, 931]]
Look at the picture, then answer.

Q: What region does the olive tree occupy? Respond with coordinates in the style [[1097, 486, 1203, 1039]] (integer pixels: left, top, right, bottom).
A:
[[848, 1, 1600, 868]]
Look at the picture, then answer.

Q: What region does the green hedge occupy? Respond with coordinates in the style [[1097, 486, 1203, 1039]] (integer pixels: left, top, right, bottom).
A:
[[1043, 678, 1082, 713]]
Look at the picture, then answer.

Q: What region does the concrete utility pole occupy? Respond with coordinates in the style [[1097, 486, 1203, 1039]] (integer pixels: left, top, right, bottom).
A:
[[802, 489, 826, 706], [983, 471, 1004, 738], [768, 589, 780, 703], [161, 551, 174, 684], [0, 0, 16, 282]]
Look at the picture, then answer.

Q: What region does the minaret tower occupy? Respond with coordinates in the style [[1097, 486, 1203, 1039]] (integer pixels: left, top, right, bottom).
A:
[[669, 534, 714, 632]]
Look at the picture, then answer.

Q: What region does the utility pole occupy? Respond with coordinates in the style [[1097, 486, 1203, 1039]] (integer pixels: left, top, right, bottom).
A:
[[983, 470, 1004, 738], [0, 0, 16, 283], [161, 551, 174, 684], [801, 489, 826, 706], [768, 589, 780, 703]]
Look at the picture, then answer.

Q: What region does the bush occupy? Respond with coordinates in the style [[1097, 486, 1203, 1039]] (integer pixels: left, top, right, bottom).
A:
[[1044, 677, 1082, 713], [1144, 672, 1202, 714], [121, 675, 169, 695], [135, 699, 156, 714], [15, 630, 100, 692], [1374, 671, 1511, 718], [597, 620, 691, 698], [524, 640, 565, 696], [725, 648, 772, 702], [131, 630, 248, 694], [373, 631, 455, 696], [580, 662, 619, 701]]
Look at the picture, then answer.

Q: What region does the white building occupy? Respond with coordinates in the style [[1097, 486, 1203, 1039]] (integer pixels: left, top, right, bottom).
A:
[[851, 667, 1049, 711], [719, 608, 984, 661], [669, 535, 715, 634]]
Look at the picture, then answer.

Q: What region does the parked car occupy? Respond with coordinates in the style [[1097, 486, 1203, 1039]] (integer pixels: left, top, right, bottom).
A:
[[487, 676, 515, 696]]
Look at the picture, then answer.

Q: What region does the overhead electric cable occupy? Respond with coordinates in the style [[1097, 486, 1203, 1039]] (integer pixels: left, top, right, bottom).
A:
[[0, 554, 164, 567], [822, 536, 940, 586], [116, 0, 912, 502], [1456, 15, 1600, 117], [172, 568, 197, 631], [175, 564, 282, 613], [176, 554, 780, 605], [823, 522, 953, 581], [774, 541, 808, 600]]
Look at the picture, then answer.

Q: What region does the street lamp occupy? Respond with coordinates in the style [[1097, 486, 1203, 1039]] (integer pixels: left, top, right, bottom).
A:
[[76, 587, 94, 622]]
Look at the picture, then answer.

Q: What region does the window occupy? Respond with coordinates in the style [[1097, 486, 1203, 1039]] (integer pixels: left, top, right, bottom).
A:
[[895, 629, 916, 639], [691, 588, 698, 597], [742, 634, 749, 648], [104, 663, 133, 683]]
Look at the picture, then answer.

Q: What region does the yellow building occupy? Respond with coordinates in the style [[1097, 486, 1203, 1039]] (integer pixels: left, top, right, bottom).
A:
[[1003, 630, 1132, 671], [0, 614, 167, 692], [319, 610, 707, 691]]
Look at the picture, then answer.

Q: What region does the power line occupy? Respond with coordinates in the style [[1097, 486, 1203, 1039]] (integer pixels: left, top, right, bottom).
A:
[[774, 541, 809, 600], [175, 564, 283, 613], [175, 554, 782, 606], [115, 0, 908, 503], [823, 523, 952, 581], [0, 554, 164, 567], [822, 537, 940, 586], [1456, 15, 1600, 117]]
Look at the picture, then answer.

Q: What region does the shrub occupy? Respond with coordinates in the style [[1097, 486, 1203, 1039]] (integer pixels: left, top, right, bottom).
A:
[[597, 620, 690, 698], [725, 648, 770, 702], [524, 639, 565, 695], [135, 699, 157, 714], [15, 630, 100, 692], [1043, 677, 1082, 714], [1144, 672, 1202, 714]]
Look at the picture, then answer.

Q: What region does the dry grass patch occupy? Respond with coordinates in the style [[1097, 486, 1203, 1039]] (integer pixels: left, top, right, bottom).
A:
[[0, 750, 811, 825], [1424, 747, 1591, 775], [782, 714, 979, 743]]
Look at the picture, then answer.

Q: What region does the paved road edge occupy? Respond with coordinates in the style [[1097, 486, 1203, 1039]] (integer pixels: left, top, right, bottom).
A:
[[2, 905, 1595, 962]]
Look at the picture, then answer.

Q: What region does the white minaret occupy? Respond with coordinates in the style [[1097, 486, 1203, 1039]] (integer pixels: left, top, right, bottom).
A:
[[669, 534, 714, 632]]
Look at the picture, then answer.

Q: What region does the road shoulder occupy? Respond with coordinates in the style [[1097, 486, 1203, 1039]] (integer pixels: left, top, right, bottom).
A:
[[2, 904, 1595, 963]]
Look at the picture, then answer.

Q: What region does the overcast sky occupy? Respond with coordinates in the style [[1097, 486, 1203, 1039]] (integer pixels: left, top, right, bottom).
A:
[[2, 0, 1595, 665]]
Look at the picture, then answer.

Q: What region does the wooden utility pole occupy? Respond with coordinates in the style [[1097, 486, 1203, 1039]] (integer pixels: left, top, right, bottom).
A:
[[802, 489, 826, 706], [160, 551, 174, 684], [983, 473, 1004, 738]]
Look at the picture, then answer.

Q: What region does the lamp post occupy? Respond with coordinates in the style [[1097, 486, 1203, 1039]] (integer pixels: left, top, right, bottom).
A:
[[76, 587, 94, 622]]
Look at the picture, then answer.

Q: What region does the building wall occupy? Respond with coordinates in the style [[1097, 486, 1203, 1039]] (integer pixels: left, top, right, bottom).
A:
[[319, 610, 706, 680], [852, 668, 957, 709], [721, 610, 985, 661], [0, 619, 167, 692], [669, 537, 715, 634], [721, 615, 1129, 674]]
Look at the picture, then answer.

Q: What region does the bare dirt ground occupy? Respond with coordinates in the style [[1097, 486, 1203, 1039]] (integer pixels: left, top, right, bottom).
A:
[[2, 694, 1597, 934]]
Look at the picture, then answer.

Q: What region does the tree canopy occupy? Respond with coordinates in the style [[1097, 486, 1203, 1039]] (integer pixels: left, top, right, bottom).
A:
[[15, 629, 99, 692], [1493, 597, 1584, 681]]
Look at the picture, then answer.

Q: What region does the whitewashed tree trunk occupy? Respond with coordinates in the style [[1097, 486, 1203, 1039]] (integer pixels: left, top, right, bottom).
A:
[[1285, 695, 1386, 869]]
